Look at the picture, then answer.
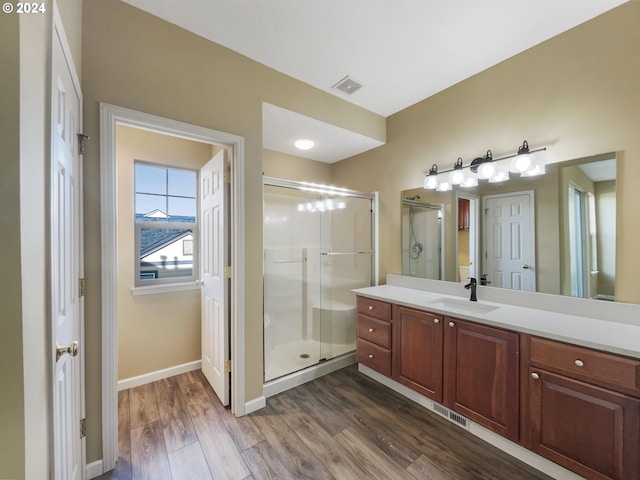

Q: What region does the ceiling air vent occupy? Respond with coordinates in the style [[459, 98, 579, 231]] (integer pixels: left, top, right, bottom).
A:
[[331, 75, 363, 95]]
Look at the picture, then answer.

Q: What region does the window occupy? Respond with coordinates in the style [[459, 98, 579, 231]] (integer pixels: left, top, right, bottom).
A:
[[134, 162, 197, 287]]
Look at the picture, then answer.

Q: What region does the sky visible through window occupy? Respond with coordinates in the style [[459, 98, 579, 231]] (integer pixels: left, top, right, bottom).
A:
[[135, 163, 196, 218]]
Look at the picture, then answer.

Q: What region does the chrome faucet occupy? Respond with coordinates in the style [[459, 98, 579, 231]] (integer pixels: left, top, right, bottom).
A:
[[465, 277, 478, 302]]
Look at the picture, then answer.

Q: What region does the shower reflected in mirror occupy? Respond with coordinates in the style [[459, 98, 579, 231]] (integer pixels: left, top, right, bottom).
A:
[[401, 196, 444, 280]]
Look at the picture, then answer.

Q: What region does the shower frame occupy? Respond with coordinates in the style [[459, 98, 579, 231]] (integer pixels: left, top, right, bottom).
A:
[[262, 176, 379, 392]]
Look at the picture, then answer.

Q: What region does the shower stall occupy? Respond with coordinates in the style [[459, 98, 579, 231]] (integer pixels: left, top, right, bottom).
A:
[[263, 177, 377, 382], [401, 198, 444, 279]]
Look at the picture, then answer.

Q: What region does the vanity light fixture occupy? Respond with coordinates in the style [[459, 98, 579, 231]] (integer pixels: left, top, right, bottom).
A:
[[422, 140, 547, 191], [510, 140, 536, 173], [449, 157, 466, 185], [423, 164, 440, 190]]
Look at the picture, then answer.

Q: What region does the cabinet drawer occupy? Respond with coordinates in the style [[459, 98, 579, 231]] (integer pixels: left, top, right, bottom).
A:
[[357, 338, 391, 376], [356, 296, 391, 321], [529, 336, 640, 395], [357, 315, 391, 348]]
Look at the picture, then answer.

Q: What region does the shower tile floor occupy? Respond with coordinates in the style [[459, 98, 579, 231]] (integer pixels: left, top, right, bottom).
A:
[[265, 338, 356, 382]]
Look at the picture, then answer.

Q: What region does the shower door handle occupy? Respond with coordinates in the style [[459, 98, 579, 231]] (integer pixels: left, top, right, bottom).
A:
[[320, 251, 373, 256]]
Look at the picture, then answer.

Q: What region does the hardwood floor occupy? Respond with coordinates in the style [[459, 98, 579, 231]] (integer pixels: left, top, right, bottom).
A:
[[97, 365, 554, 480]]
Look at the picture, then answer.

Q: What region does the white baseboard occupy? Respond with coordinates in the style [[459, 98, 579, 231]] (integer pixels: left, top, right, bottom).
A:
[[263, 353, 356, 398], [117, 360, 202, 391], [244, 395, 266, 414], [86, 459, 104, 479]]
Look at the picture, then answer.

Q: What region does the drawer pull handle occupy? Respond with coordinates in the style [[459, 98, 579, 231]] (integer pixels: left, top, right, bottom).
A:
[[449, 321, 455, 327], [531, 372, 540, 380], [368, 354, 374, 359], [574, 359, 584, 367], [433, 318, 440, 324], [368, 328, 375, 333], [368, 305, 374, 310]]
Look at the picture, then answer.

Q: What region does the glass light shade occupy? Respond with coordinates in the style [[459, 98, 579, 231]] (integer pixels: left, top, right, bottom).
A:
[[477, 161, 497, 179], [436, 181, 452, 192], [449, 168, 466, 185], [460, 176, 478, 188], [424, 174, 439, 190], [521, 164, 546, 177], [510, 153, 536, 173], [489, 171, 510, 183]]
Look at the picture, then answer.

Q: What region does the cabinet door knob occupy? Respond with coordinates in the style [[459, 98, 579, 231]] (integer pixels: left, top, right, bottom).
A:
[[368, 354, 374, 359], [368, 305, 374, 310], [448, 321, 455, 327], [531, 372, 540, 380], [574, 359, 584, 367], [368, 328, 375, 333], [433, 318, 440, 324]]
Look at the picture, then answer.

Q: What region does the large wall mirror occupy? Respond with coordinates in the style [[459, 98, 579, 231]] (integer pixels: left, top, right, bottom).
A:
[[401, 152, 616, 301]]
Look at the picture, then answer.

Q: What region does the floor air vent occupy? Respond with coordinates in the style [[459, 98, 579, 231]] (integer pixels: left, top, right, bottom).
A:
[[432, 403, 471, 430]]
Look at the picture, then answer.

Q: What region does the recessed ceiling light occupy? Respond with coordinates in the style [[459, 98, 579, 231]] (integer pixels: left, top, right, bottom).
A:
[[294, 139, 315, 150]]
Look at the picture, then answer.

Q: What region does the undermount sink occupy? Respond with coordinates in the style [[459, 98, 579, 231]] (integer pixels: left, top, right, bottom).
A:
[[428, 297, 500, 314]]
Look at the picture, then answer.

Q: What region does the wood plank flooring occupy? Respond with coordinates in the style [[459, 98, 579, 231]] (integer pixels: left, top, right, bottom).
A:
[[96, 365, 554, 480]]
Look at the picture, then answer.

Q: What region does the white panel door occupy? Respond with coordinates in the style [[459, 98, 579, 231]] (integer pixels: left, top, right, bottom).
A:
[[484, 192, 535, 291], [51, 20, 84, 480], [200, 150, 230, 406]]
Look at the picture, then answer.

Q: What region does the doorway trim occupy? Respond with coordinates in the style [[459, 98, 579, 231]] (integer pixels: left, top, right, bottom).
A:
[[99, 103, 246, 471]]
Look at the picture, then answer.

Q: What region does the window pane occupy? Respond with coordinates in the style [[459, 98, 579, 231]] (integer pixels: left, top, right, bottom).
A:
[[139, 227, 194, 281], [168, 169, 196, 197], [135, 164, 167, 195], [136, 193, 167, 217], [168, 197, 196, 219]]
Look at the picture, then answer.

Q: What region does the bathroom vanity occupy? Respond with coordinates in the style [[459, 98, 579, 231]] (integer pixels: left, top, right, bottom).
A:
[[354, 275, 640, 480]]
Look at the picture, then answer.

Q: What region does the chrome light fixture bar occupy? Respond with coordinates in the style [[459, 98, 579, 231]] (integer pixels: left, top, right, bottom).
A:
[[423, 141, 546, 190]]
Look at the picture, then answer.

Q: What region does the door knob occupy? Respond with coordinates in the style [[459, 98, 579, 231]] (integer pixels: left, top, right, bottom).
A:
[[522, 264, 531, 269], [56, 341, 79, 362]]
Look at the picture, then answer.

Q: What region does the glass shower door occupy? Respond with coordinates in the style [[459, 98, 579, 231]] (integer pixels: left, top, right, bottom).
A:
[[263, 186, 322, 381], [318, 195, 373, 361]]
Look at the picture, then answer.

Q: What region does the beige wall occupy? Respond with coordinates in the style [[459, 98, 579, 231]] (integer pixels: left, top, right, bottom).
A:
[[82, 0, 384, 462], [116, 125, 213, 379], [333, 3, 640, 304], [263, 149, 333, 184]]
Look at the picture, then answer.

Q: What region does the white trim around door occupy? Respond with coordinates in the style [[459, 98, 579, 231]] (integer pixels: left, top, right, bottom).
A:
[[99, 103, 246, 472]]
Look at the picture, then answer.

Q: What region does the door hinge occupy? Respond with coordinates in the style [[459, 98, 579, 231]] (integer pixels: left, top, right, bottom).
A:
[[224, 360, 232, 373], [77, 134, 89, 155], [224, 170, 231, 184], [79, 278, 86, 297], [80, 418, 86, 438], [224, 266, 232, 279]]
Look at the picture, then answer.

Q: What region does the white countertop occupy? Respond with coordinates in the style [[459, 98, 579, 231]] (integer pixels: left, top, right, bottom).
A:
[[354, 284, 640, 359]]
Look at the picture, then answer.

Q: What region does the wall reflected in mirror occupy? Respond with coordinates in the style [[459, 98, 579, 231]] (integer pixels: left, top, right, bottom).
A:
[[401, 153, 616, 301]]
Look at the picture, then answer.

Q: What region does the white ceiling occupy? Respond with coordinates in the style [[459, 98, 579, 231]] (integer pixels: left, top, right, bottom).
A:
[[578, 158, 617, 182], [262, 103, 384, 163], [122, 0, 628, 162]]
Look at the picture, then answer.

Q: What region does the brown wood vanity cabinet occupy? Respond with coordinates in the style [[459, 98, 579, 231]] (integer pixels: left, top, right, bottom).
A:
[[521, 335, 640, 480], [392, 305, 444, 401], [356, 297, 392, 376], [444, 318, 520, 442], [391, 305, 519, 442]]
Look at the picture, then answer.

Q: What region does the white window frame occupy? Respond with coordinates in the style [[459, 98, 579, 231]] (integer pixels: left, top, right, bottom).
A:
[[133, 161, 199, 290]]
